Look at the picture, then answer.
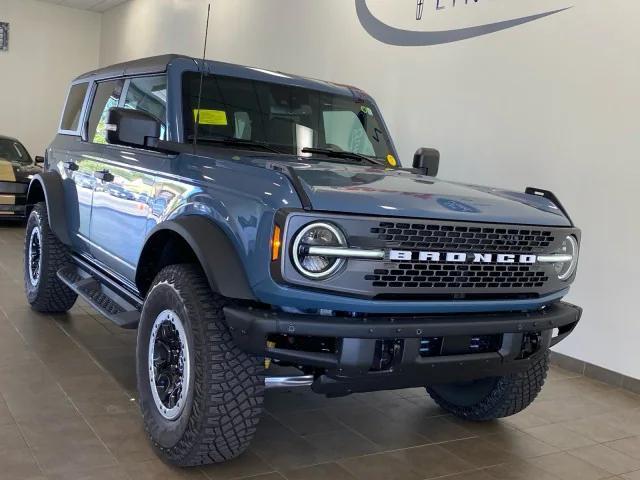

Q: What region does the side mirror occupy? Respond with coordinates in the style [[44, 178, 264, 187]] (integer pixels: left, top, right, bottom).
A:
[[413, 148, 440, 177], [34, 156, 45, 164], [106, 107, 161, 148]]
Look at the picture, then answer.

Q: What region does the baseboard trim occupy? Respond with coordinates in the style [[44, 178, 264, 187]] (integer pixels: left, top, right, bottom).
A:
[[549, 351, 640, 395]]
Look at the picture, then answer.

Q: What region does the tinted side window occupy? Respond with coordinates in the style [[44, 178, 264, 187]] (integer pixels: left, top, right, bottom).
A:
[[123, 76, 168, 140], [60, 83, 88, 132], [87, 79, 124, 144]]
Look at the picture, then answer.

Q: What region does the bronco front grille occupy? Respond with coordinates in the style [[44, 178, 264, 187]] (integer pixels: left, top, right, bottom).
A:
[[370, 222, 554, 253], [281, 212, 577, 300], [358, 219, 574, 298]]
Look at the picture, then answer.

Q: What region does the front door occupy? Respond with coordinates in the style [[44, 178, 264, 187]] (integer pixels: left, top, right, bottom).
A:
[[86, 76, 168, 283]]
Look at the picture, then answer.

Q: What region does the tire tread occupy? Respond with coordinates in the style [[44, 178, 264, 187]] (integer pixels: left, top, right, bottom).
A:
[[139, 264, 264, 466], [24, 202, 77, 313]]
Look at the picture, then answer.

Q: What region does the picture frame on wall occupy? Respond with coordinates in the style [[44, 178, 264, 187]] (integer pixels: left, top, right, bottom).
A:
[[0, 22, 9, 51]]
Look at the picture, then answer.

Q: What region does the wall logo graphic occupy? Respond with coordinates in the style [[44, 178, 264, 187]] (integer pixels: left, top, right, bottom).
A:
[[356, 0, 571, 46], [0, 23, 9, 52], [416, 0, 424, 20]]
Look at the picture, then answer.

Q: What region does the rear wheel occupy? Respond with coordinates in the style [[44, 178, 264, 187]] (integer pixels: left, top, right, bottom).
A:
[[24, 202, 77, 313], [137, 264, 265, 466], [427, 351, 549, 421]]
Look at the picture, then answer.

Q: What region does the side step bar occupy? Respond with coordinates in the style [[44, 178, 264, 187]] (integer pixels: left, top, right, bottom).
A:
[[57, 261, 143, 329]]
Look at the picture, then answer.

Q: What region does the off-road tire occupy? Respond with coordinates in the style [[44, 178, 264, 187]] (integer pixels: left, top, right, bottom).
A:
[[427, 351, 549, 421], [24, 202, 77, 313], [137, 264, 265, 466]]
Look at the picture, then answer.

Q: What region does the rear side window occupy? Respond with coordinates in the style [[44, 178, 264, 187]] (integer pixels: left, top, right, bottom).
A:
[[123, 76, 168, 140], [87, 79, 124, 144], [60, 83, 88, 132]]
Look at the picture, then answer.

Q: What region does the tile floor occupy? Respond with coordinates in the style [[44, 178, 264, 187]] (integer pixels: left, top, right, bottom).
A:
[[1, 221, 640, 480]]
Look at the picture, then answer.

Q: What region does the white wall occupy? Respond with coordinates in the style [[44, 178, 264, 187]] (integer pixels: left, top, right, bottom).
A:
[[0, 0, 101, 156], [101, 0, 640, 379]]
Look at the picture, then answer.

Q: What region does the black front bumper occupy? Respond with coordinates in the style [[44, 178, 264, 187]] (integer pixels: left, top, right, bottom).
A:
[[224, 301, 582, 395]]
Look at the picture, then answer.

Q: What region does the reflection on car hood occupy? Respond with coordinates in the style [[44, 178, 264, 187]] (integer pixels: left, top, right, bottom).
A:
[[247, 156, 570, 226], [0, 158, 41, 184]]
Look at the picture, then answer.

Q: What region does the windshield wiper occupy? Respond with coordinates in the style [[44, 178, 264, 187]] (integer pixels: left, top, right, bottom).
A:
[[188, 135, 282, 154], [301, 147, 386, 166]]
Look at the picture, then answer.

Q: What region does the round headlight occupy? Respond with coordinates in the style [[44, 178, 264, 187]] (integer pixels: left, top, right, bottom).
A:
[[292, 222, 346, 279], [555, 235, 579, 280]]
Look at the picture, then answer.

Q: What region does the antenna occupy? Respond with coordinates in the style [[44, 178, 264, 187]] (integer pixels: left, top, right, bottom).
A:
[[193, 2, 211, 153]]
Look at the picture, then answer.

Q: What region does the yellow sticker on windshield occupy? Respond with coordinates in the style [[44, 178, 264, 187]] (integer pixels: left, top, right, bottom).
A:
[[193, 109, 228, 126], [386, 154, 397, 167], [360, 106, 373, 116]]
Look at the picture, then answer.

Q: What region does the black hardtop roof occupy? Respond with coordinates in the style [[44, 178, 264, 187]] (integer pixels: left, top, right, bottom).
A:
[[73, 54, 362, 98], [74, 54, 187, 81]]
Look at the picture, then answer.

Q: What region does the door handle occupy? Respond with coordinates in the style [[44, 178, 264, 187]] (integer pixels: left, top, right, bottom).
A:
[[64, 161, 79, 171], [94, 170, 114, 183]]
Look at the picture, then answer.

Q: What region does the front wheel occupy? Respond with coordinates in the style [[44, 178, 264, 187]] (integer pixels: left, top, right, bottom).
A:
[[426, 352, 549, 421], [137, 264, 265, 466]]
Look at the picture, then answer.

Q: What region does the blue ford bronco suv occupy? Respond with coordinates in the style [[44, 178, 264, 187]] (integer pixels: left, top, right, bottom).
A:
[[24, 55, 581, 466]]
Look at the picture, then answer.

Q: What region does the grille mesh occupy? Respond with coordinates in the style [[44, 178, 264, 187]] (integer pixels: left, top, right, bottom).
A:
[[366, 263, 548, 289], [371, 222, 554, 253]]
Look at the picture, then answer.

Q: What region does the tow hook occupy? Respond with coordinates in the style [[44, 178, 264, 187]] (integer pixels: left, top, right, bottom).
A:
[[264, 340, 276, 369]]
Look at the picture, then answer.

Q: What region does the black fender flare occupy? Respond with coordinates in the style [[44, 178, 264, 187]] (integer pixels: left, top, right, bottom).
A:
[[137, 216, 256, 301], [26, 172, 72, 245]]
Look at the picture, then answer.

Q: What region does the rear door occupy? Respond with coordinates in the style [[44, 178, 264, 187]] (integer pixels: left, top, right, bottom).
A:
[[86, 75, 168, 282], [52, 81, 92, 251]]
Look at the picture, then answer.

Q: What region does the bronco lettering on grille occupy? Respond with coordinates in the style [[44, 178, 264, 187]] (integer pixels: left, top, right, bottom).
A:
[[389, 250, 538, 264]]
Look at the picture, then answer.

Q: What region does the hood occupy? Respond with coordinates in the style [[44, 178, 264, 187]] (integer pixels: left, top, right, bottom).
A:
[[0, 158, 41, 184], [257, 158, 570, 226]]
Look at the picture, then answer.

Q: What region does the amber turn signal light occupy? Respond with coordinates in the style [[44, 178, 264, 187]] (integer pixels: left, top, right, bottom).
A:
[[271, 225, 282, 261]]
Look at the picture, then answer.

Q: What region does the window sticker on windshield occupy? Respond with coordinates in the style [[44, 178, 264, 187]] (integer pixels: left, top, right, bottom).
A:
[[193, 109, 228, 126], [386, 154, 397, 167], [360, 106, 373, 116]]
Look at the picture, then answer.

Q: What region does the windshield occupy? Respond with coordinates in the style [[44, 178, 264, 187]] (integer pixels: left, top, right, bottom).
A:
[[0, 139, 32, 165], [182, 72, 398, 166]]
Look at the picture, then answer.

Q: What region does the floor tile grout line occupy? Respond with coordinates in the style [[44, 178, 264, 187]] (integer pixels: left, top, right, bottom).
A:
[[338, 452, 517, 480], [564, 447, 640, 476], [329, 406, 435, 451], [2, 348, 122, 476], [1, 298, 136, 403], [0, 390, 49, 477], [272, 434, 483, 476], [233, 471, 282, 480], [426, 464, 509, 480], [264, 401, 458, 475], [0, 303, 132, 475], [50, 310, 137, 403], [59, 385, 124, 470], [201, 466, 279, 480]]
